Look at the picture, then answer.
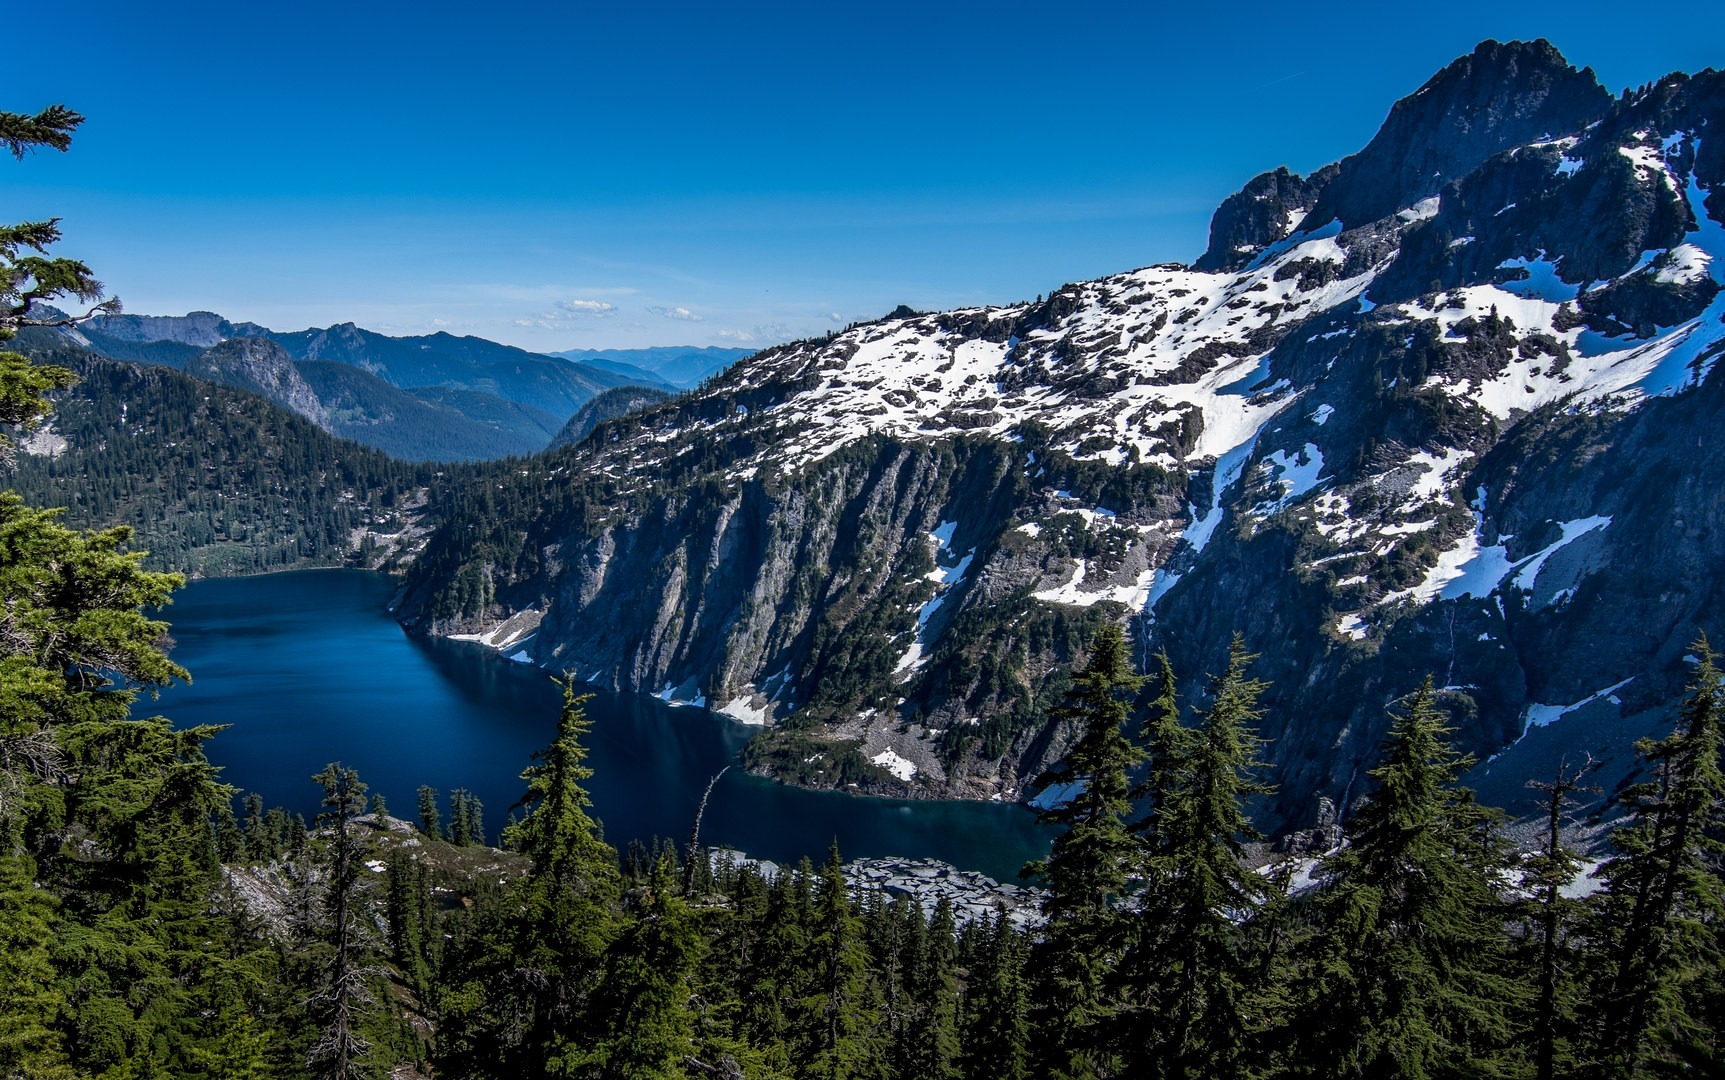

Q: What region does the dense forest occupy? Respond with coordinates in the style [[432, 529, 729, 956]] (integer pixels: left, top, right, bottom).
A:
[[4, 338, 441, 575]]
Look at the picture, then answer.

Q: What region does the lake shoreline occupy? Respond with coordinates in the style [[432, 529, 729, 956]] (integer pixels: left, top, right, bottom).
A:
[[148, 568, 1053, 882]]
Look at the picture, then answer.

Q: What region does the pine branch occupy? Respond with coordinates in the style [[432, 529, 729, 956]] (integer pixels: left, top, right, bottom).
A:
[[0, 105, 83, 159]]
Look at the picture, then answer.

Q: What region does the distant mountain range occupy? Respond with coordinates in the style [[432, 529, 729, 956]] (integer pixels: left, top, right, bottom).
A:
[[548, 346, 755, 389], [42, 314, 751, 461]]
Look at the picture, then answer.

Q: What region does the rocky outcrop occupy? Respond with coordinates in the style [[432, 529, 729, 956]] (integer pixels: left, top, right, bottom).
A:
[[86, 310, 270, 347], [550, 385, 675, 449], [1196, 164, 1337, 272], [399, 45, 1725, 836], [189, 337, 330, 428]]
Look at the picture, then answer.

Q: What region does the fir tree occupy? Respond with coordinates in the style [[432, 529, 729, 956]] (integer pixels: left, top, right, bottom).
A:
[[1127, 635, 1272, 1080], [897, 897, 961, 1080], [736, 858, 815, 1055], [416, 785, 441, 840], [959, 911, 1031, 1080], [1022, 623, 1144, 1078], [1291, 678, 1523, 1078], [439, 678, 621, 1077], [0, 103, 112, 439], [578, 853, 704, 1078], [0, 853, 71, 1078], [1592, 633, 1725, 1074], [449, 787, 474, 845], [308, 762, 375, 1080], [385, 852, 434, 996], [802, 842, 885, 1079]]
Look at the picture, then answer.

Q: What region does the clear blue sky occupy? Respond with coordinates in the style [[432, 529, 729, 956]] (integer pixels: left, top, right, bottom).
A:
[[8, 1, 1720, 350]]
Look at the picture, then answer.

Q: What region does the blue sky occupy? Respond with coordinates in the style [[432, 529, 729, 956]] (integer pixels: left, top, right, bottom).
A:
[[8, 1, 1721, 350]]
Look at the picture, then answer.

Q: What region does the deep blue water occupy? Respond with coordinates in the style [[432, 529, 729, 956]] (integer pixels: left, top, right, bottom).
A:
[[144, 569, 1051, 882]]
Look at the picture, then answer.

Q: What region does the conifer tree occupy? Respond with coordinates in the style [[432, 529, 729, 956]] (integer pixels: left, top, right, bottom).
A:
[[416, 785, 441, 840], [308, 762, 375, 1080], [577, 852, 704, 1078], [737, 858, 815, 1054], [897, 897, 961, 1080], [386, 852, 434, 996], [959, 911, 1031, 1080], [0, 104, 112, 439], [1022, 623, 1144, 1078], [1592, 634, 1725, 1074], [1291, 678, 1522, 1078], [466, 791, 485, 846], [1519, 755, 1600, 1080], [449, 787, 474, 845], [439, 678, 621, 1077], [802, 843, 884, 1079], [0, 853, 71, 1078], [1127, 635, 1272, 1079]]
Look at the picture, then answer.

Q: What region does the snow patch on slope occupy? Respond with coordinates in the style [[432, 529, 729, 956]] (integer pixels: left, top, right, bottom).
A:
[[1519, 677, 1634, 741], [871, 748, 918, 782], [896, 521, 975, 675]]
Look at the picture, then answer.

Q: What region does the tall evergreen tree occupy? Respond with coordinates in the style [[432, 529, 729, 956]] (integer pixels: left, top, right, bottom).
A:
[[438, 678, 621, 1077], [0, 853, 70, 1078], [449, 787, 475, 846], [308, 762, 375, 1080], [1592, 634, 1725, 1074], [385, 852, 434, 997], [959, 911, 1032, 1080], [1126, 635, 1272, 1079], [802, 843, 885, 1080], [1291, 678, 1522, 1078], [736, 857, 816, 1057], [577, 852, 704, 1078], [1022, 623, 1144, 1078], [416, 785, 442, 840], [0, 103, 110, 440], [897, 897, 962, 1080]]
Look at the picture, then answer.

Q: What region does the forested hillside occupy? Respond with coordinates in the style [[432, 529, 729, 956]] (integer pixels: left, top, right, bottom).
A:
[[5, 337, 435, 575]]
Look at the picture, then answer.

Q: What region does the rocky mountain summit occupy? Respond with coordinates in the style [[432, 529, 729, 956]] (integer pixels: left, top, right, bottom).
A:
[[397, 41, 1725, 834]]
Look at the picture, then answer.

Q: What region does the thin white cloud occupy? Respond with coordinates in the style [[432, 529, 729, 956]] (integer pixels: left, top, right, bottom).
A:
[[716, 322, 796, 345], [647, 305, 703, 322], [827, 311, 843, 322], [559, 298, 617, 317]]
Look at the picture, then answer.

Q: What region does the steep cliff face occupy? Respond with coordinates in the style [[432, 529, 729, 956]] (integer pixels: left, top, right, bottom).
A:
[[189, 337, 330, 428], [398, 45, 1725, 832]]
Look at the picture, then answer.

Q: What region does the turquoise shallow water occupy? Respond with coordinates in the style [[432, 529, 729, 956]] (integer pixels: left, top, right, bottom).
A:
[[144, 569, 1051, 882]]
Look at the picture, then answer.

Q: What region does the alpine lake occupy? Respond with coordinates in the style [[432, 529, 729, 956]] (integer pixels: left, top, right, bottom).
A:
[[143, 569, 1051, 883]]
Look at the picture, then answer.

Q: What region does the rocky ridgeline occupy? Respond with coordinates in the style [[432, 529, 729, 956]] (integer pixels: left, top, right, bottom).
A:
[[401, 42, 1725, 836], [711, 849, 1044, 929]]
